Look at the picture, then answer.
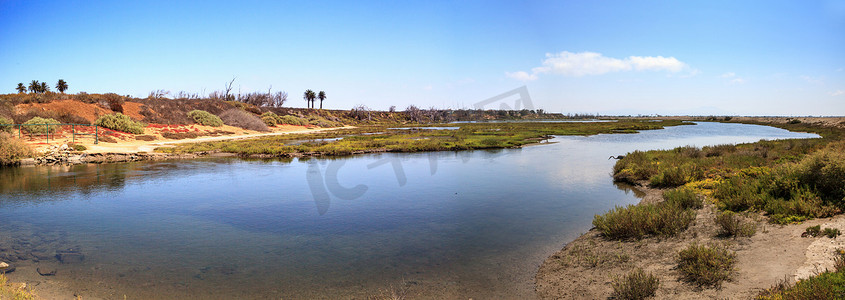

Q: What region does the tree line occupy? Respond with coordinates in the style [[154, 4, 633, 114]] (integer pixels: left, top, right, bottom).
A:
[[15, 79, 68, 94]]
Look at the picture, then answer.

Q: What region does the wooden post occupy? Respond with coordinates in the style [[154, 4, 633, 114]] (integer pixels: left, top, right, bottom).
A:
[[95, 126, 99, 144]]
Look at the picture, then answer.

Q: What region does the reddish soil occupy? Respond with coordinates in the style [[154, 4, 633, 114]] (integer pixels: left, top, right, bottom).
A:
[[15, 100, 113, 123], [122, 101, 145, 120]]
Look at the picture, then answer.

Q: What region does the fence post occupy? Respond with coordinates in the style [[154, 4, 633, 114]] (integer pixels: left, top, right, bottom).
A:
[[95, 126, 99, 144], [46, 124, 49, 144], [18, 124, 21, 139], [72, 124, 76, 144]]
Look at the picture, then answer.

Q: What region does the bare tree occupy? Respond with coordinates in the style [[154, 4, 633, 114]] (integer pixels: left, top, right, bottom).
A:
[[223, 77, 236, 101], [388, 105, 396, 112], [405, 105, 422, 122], [350, 104, 371, 121]]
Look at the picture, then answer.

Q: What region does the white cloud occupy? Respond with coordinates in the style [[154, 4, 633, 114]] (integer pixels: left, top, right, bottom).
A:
[[721, 72, 736, 78], [730, 78, 745, 84], [830, 90, 845, 96], [505, 71, 538, 81], [506, 51, 689, 80]]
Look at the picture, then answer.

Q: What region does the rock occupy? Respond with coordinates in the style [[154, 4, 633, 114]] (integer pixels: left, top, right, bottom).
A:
[[60, 144, 69, 150], [37, 267, 56, 276], [56, 250, 84, 264], [19, 158, 36, 165], [0, 261, 15, 274]]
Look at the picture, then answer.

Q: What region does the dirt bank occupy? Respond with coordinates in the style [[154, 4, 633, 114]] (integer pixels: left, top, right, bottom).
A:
[[535, 184, 844, 299]]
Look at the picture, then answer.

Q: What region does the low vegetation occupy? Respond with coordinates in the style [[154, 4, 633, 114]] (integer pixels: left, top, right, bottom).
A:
[[611, 268, 660, 299], [94, 113, 146, 134], [22, 116, 60, 134], [188, 110, 223, 127], [612, 121, 844, 225], [158, 120, 688, 156], [677, 243, 736, 287], [0, 132, 34, 165], [592, 202, 696, 240], [757, 249, 845, 299], [0, 116, 13, 133], [714, 211, 757, 237], [219, 109, 270, 132]]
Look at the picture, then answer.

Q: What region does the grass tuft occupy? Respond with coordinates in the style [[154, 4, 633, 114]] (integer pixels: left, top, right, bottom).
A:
[[677, 243, 735, 287], [715, 211, 757, 238], [611, 268, 660, 300]]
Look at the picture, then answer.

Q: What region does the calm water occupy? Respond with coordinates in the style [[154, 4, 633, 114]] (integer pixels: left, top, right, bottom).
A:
[[0, 122, 819, 299]]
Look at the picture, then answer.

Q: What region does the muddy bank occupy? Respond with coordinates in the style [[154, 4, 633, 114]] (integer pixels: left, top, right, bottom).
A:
[[535, 183, 844, 299]]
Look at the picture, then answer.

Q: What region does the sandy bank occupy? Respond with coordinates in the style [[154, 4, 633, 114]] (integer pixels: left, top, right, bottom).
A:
[[535, 183, 845, 299]]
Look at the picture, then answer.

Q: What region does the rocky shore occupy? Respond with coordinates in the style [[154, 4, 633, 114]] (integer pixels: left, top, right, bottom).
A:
[[17, 144, 203, 166]]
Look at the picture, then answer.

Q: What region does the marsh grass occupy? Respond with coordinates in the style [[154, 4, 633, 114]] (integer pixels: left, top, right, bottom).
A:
[[677, 243, 736, 287], [714, 211, 757, 238], [613, 124, 845, 225], [158, 120, 688, 156], [592, 201, 696, 240], [611, 268, 659, 300]]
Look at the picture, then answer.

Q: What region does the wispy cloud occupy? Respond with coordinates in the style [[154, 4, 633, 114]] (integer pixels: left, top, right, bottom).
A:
[[721, 72, 745, 84], [506, 51, 689, 81], [830, 90, 844, 96], [801, 75, 824, 85]]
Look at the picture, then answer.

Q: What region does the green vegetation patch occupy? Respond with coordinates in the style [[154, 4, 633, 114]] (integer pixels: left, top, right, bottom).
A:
[[592, 201, 696, 240], [613, 121, 845, 225], [188, 110, 223, 127], [677, 243, 736, 287], [714, 211, 757, 238], [94, 113, 146, 134], [158, 119, 688, 157], [0, 116, 13, 133], [611, 268, 659, 300], [22, 116, 60, 134]]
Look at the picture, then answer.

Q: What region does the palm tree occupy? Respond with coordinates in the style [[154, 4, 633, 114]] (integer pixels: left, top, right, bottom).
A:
[[317, 91, 326, 109], [15, 83, 26, 94], [28, 80, 40, 93], [56, 79, 68, 93], [40, 82, 50, 93], [303, 89, 311, 108]]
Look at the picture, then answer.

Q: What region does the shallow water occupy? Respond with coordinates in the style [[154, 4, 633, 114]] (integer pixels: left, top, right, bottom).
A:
[[0, 122, 819, 299]]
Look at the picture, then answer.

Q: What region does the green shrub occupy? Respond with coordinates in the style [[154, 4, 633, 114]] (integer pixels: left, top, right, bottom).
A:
[[804, 225, 822, 237], [278, 115, 306, 126], [71, 144, 87, 151], [715, 211, 756, 237], [261, 115, 277, 126], [593, 202, 696, 240], [611, 268, 660, 300], [677, 243, 735, 287], [22, 117, 60, 134], [823, 228, 841, 239], [612, 151, 659, 184], [188, 110, 223, 127], [0, 132, 34, 165], [95, 113, 145, 134], [663, 188, 703, 210], [0, 116, 13, 133]]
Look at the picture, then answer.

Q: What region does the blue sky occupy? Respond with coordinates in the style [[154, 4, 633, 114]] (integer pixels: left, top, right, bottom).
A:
[[1, 0, 843, 115]]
